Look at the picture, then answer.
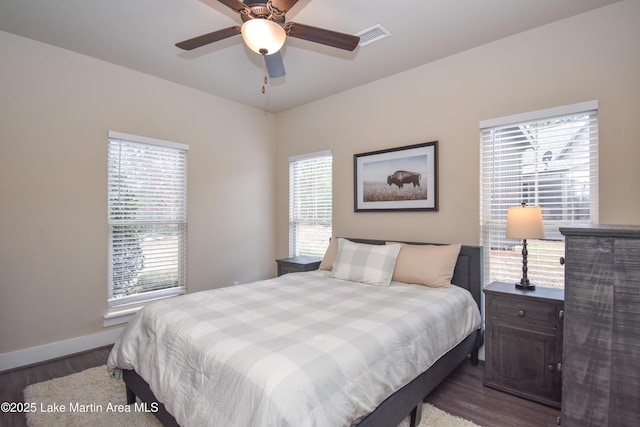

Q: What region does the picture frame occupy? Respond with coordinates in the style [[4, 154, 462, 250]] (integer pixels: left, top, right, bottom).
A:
[[354, 141, 438, 212]]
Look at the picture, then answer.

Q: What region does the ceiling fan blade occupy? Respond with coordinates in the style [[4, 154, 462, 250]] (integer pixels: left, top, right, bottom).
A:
[[270, 0, 300, 13], [217, 0, 246, 13], [175, 26, 241, 50], [265, 51, 286, 78], [286, 22, 360, 51]]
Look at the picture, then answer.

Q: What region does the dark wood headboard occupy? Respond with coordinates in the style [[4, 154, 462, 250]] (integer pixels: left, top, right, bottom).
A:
[[343, 238, 483, 313]]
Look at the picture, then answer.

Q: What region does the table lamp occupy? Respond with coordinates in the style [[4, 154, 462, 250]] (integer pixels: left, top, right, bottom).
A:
[[507, 203, 544, 290]]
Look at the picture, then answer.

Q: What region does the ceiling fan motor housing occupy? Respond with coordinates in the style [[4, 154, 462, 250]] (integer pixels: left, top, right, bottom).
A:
[[241, 2, 285, 24]]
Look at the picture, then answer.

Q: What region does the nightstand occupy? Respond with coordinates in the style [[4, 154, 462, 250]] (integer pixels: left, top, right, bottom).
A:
[[276, 256, 322, 276], [483, 281, 564, 408]]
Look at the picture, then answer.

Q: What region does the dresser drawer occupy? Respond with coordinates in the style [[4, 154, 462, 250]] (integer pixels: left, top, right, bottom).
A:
[[489, 294, 562, 329]]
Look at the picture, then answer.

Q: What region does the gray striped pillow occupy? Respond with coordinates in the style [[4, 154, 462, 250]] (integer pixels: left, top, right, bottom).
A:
[[329, 238, 401, 286]]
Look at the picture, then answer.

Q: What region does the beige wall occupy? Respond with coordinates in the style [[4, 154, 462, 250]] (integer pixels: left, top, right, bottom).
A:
[[0, 31, 277, 354], [1, 0, 639, 359], [275, 0, 640, 258]]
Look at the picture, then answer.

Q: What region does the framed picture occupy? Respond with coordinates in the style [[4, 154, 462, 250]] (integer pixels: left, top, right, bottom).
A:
[[354, 141, 438, 212]]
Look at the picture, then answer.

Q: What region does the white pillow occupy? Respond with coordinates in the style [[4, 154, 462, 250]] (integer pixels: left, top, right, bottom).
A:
[[329, 238, 401, 286], [387, 242, 461, 288]]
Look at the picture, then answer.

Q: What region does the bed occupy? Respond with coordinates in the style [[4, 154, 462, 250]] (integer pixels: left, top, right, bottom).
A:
[[107, 238, 484, 427]]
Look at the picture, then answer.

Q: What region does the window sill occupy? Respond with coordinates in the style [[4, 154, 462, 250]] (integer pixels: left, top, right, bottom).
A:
[[103, 290, 185, 327], [103, 306, 141, 327]]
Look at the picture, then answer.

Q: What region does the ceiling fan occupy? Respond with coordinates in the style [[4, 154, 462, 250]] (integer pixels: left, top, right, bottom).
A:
[[175, 0, 360, 78]]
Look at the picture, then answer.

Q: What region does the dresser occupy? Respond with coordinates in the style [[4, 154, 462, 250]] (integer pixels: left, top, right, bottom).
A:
[[483, 281, 564, 408], [560, 225, 640, 427]]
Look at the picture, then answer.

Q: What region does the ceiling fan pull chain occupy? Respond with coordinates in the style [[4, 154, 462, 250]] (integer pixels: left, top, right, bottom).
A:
[[260, 48, 268, 94]]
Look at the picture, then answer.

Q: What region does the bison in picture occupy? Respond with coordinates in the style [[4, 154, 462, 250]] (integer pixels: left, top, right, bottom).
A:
[[387, 170, 421, 189]]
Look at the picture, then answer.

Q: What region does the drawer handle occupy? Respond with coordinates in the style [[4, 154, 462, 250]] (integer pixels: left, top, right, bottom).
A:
[[517, 309, 526, 317]]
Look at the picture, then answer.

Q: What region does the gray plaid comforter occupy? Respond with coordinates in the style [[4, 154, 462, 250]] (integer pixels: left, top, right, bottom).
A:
[[108, 271, 481, 427]]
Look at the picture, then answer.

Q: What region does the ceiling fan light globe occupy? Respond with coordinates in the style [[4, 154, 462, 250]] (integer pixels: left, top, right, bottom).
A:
[[241, 19, 286, 55]]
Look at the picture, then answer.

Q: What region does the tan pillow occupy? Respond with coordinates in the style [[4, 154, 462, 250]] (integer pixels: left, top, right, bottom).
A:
[[319, 237, 339, 270], [387, 242, 462, 287]]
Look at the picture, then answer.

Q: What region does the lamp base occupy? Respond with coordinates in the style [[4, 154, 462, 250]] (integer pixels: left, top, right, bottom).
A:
[[516, 238, 535, 291], [516, 280, 535, 291]]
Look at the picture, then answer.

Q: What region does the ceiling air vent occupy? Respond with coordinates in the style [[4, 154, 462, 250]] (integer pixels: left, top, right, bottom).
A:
[[357, 24, 391, 47]]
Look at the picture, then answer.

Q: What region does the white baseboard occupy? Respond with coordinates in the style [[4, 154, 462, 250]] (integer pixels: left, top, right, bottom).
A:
[[0, 328, 124, 372]]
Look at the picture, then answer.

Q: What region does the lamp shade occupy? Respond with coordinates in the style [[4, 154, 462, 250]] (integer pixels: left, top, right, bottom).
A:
[[506, 205, 544, 239], [241, 19, 286, 55]]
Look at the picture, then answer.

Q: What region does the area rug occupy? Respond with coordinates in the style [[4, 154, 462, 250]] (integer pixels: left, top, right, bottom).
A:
[[24, 365, 481, 427]]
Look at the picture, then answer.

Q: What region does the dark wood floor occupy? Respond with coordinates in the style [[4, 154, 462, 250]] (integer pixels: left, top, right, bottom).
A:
[[425, 360, 560, 427], [1, 347, 559, 427]]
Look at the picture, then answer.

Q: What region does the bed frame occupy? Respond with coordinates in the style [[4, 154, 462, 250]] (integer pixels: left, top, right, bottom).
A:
[[122, 238, 484, 427]]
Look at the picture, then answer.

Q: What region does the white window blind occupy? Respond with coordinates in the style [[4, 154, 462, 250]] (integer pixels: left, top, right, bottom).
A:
[[289, 150, 332, 258], [480, 101, 598, 289], [108, 131, 188, 307]]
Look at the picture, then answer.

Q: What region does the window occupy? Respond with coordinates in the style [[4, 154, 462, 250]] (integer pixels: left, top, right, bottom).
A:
[[108, 131, 188, 307], [480, 101, 598, 288], [289, 150, 332, 258]]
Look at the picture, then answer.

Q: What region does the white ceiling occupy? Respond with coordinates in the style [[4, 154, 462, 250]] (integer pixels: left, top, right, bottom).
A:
[[0, 0, 619, 113]]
